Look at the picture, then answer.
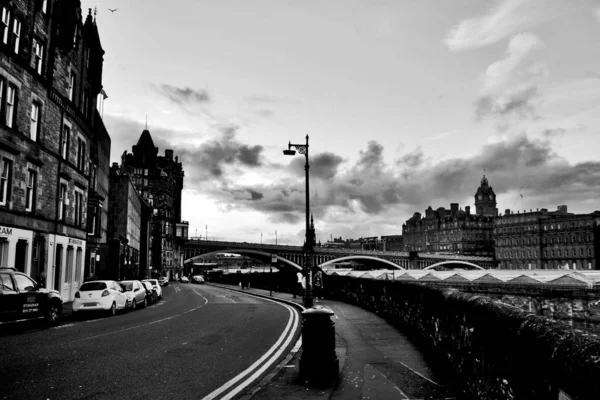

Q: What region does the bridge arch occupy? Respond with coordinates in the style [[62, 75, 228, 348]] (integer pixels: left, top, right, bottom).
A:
[[320, 256, 406, 270], [424, 260, 485, 270], [185, 249, 303, 271]]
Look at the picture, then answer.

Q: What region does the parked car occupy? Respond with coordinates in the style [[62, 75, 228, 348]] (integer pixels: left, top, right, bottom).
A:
[[118, 280, 148, 310], [179, 276, 190, 283], [158, 277, 169, 287], [72, 281, 128, 317], [192, 275, 205, 284], [141, 281, 157, 304], [142, 279, 163, 300], [0, 267, 63, 327]]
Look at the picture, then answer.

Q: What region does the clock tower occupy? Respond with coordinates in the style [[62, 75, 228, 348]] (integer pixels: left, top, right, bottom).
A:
[[474, 175, 498, 216]]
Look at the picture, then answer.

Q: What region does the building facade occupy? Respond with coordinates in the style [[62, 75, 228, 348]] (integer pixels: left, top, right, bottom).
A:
[[118, 129, 187, 280], [100, 165, 152, 280], [494, 206, 600, 270], [402, 176, 497, 256], [0, 1, 108, 301]]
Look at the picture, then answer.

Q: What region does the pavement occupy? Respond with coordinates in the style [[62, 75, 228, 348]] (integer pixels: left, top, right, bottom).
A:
[[212, 284, 459, 400]]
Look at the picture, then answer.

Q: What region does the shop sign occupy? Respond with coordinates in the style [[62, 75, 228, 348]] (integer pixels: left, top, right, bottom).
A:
[[69, 238, 83, 246], [0, 226, 13, 237]]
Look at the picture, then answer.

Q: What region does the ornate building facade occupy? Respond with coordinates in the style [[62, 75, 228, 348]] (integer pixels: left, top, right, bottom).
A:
[[402, 176, 497, 256], [494, 206, 600, 270], [117, 129, 188, 280], [0, 1, 109, 301]]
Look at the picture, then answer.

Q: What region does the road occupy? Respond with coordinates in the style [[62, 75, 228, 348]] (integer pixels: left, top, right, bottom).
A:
[[0, 283, 300, 400]]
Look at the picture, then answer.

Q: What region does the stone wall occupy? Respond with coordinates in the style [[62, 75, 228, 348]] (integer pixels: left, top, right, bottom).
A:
[[325, 276, 600, 400]]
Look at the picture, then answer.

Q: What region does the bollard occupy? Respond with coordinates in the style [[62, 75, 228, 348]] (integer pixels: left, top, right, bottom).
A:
[[299, 305, 339, 386]]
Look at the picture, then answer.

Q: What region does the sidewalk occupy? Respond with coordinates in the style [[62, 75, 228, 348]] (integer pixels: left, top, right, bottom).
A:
[[214, 284, 458, 400]]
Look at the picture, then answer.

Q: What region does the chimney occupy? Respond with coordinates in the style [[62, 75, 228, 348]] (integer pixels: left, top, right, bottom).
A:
[[557, 205, 568, 213], [451, 203, 459, 212], [505, 209, 511, 215], [465, 206, 470, 215]]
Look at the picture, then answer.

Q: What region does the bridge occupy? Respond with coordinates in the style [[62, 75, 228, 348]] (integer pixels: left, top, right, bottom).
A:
[[183, 239, 495, 270]]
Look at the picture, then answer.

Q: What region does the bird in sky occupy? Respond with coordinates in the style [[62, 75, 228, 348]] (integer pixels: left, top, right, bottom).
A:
[[108, 8, 117, 12]]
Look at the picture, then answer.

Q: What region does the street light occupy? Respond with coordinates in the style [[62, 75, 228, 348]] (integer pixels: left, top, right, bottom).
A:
[[283, 135, 314, 308]]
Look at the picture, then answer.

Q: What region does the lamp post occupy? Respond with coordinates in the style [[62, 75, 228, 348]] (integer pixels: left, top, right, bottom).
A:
[[283, 135, 313, 308]]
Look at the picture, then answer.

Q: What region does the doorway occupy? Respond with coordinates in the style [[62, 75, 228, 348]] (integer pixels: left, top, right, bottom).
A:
[[54, 245, 63, 291]]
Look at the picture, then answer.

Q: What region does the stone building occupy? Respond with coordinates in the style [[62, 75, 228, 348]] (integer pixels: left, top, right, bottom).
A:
[[118, 129, 188, 280], [402, 176, 497, 256], [0, 1, 109, 301], [494, 206, 600, 270], [100, 165, 152, 280]]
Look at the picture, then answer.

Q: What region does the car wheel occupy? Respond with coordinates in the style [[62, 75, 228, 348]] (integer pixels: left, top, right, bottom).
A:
[[108, 302, 116, 316], [131, 299, 137, 310], [45, 304, 60, 326]]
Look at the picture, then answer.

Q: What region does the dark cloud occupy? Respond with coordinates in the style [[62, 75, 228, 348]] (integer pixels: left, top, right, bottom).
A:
[[310, 153, 344, 180], [155, 84, 210, 105], [541, 128, 566, 138], [476, 86, 539, 120], [585, 71, 600, 80], [396, 147, 424, 168]]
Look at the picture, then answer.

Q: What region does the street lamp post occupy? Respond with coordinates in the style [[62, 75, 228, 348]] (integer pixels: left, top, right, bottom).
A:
[[283, 135, 313, 308]]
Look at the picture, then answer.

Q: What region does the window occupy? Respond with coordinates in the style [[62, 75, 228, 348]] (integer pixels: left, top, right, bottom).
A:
[[74, 189, 83, 226], [25, 169, 36, 212], [572, 249, 576, 257], [33, 39, 44, 74], [30, 103, 40, 141], [1, 7, 9, 44], [61, 124, 70, 160], [89, 163, 97, 190], [58, 183, 67, 221], [82, 90, 89, 117], [87, 204, 98, 235], [73, 24, 78, 46], [85, 47, 90, 69], [68, 71, 75, 101], [11, 18, 20, 54], [65, 246, 73, 283], [0, 158, 11, 206], [5, 84, 16, 128], [76, 137, 86, 171], [42, 0, 48, 14]]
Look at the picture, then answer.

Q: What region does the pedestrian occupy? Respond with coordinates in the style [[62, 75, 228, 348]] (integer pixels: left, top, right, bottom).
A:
[[293, 271, 304, 298], [313, 269, 324, 301]]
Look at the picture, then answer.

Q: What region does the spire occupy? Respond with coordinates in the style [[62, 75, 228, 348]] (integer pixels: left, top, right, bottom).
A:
[[93, 6, 97, 22]]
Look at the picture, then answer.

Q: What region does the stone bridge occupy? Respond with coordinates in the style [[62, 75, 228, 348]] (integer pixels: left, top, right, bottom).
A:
[[183, 239, 494, 270]]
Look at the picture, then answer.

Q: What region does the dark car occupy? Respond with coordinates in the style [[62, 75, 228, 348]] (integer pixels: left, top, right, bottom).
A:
[[0, 267, 63, 326], [140, 281, 157, 305]]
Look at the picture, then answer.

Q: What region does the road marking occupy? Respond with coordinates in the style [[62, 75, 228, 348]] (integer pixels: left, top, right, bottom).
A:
[[68, 292, 209, 343], [202, 292, 300, 400]]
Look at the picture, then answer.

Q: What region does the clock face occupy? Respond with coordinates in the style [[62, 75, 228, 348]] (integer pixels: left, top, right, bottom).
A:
[[490, 194, 494, 200], [478, 195, 483, 200]]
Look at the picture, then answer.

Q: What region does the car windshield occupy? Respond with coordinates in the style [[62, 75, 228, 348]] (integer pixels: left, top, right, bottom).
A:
[[147, 280, 158, 285], [120, 283, 133, 291], [80, 282, 107, 291]]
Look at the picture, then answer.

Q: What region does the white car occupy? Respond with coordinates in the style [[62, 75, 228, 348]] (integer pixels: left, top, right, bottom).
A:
[[142, 279, 163, 300], [72, 280, 129, 317], [119, 280, 148, 310]]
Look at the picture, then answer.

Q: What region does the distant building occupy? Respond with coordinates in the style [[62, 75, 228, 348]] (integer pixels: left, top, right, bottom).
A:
[[402, 176, 497, 256], [0, 3, 109, 301], [381, 235, 403, 251], [101, 166, 152, 280], [494, 206, 600, 270], [117, 129, 188, 280]]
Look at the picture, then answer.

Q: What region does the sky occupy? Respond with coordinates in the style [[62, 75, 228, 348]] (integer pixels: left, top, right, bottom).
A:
[[85, 0, 600, 245]]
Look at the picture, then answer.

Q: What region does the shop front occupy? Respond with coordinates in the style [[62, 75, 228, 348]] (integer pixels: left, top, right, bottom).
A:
[[47, 234, 86, 302], [0, 225, 34, 274]]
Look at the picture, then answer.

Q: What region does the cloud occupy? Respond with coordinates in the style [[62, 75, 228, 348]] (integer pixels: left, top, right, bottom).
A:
[[155, 84, 210, 105], [585, 70, 600, 80], [103, 113, 600, 236], [475, 33, 546, 123], [595, 8, 600, 24], [482, 33, 543, 91], [541, 128, 566, 138], [444, 0, 538, 50], [476, 85, 539, 120]]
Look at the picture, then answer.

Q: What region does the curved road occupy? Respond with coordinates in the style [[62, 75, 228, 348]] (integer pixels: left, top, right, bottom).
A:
[[0, 283, 300, 400]]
